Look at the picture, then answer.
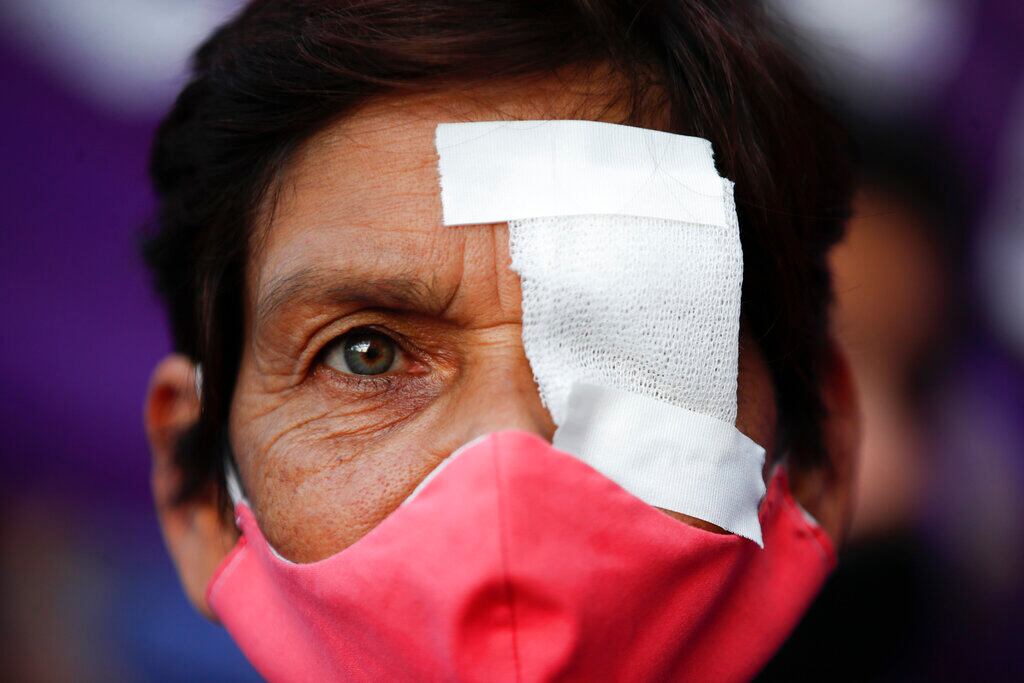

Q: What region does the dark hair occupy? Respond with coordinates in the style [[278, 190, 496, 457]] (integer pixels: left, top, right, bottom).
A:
[[144, 0, 851, 504]]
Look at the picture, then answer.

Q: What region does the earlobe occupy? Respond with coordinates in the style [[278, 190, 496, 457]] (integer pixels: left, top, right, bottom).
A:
[[789, 342, 862, 547], [145, 354, 237, 620]]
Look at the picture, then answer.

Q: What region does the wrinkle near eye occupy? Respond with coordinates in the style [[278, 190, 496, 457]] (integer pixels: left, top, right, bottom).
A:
[[438, 223, 523, 329], [489, 224, 523, 322], [239, 373, 444, 497]]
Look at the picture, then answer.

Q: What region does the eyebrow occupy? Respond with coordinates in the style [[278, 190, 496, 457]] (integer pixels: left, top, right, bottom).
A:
[[255, 266, 453, 327]]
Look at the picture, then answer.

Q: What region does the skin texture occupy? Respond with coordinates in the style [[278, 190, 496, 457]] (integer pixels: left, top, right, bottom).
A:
[[146, 82, 859, 618]]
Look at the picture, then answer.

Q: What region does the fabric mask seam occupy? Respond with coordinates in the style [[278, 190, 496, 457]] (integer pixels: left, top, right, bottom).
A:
[[205, 533, 250, 608], [776, 468, 838, 566], [802, 519, 837, 568], [492, 443, 523, 682]]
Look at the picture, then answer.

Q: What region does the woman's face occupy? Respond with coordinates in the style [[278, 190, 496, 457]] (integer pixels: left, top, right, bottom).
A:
[[147, 84, 857, 617], [226, 88, 784, 563]]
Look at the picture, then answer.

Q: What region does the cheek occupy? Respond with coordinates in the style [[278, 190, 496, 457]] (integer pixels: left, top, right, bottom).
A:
[[230, 365, 461, 563], [258, 436, 438, 563]]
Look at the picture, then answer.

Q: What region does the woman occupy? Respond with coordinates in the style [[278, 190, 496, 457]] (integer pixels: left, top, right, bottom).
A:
[[143, 1, 858, 680]]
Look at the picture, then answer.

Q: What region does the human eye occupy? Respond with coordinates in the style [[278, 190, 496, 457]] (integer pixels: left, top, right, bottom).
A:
[[321, 327, 405, 376]]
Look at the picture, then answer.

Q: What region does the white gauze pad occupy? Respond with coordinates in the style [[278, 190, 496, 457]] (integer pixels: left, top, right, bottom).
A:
[[435, 120, 766, 545]]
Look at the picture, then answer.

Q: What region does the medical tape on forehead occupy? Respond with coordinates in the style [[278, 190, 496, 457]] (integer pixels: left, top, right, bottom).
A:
[[435, 120, 766, 545]]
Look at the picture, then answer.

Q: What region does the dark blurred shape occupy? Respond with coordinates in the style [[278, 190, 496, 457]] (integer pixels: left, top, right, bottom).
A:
[[757, 1, 1024, 678], [836, 121, 967, 542], [758, 111, 1024, 683]]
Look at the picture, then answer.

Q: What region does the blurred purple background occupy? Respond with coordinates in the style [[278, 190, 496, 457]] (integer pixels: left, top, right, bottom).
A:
[[1, 1, 1021, 680], [0, 1, 258, 679]]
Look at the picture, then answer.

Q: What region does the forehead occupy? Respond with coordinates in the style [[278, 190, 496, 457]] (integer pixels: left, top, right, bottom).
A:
[[247, 77, 633, 296], [254, 96, 451, 286]]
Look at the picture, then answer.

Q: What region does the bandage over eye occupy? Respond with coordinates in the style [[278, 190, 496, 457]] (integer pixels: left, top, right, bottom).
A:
[[435, 120, 766, 544]]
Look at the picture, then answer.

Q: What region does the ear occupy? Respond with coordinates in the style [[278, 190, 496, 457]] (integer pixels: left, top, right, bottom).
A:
[[789, 341, 861, 546], [145, 354, 237, 620]]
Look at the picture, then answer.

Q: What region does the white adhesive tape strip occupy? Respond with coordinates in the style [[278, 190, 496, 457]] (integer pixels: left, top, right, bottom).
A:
[[553, 383, 766, 546], [435, 120, 727, 226]]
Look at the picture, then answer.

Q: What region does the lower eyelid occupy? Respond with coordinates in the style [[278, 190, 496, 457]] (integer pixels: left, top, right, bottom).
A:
[[350, 374, 399, 392], [314, 363, 400, 395], [313, 363, 448, 425]]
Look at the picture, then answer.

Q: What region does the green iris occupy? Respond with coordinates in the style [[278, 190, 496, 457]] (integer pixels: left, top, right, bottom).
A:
[[340, 329, 397, 375]]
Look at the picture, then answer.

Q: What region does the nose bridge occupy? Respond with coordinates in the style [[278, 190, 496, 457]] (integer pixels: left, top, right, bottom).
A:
[[456, 342, 556, 446]]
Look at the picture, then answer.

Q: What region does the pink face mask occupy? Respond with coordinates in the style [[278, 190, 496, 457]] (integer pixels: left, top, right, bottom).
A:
[[207, 430, 834, 682]]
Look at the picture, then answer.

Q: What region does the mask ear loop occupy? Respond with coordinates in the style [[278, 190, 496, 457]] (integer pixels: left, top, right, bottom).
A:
[[220, 430, 249, 509], [194, 363, 204, 402], [195, 362, 250, 510], [219, 424, 298, 564], [765, 449, 784, 484], [770, 449, 827, 530], [197, 364, 300, 565]]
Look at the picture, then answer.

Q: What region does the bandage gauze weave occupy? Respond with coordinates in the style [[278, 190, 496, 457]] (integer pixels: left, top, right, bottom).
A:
[[435, 120, 766, 545]]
